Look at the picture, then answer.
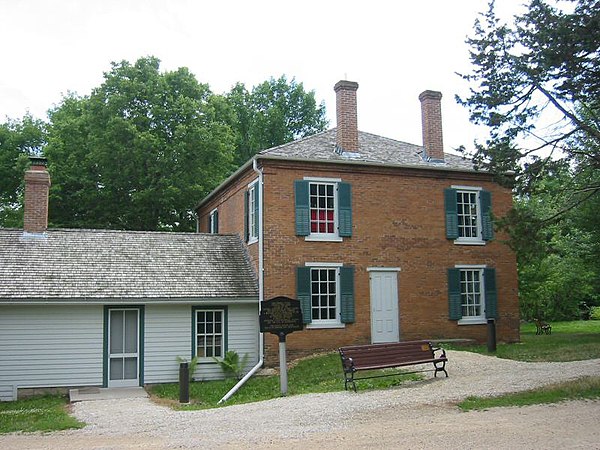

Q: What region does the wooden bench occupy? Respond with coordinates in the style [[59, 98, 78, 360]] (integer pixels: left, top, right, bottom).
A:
[[338, 340, 448, 392], [535, 319, 552, 335]]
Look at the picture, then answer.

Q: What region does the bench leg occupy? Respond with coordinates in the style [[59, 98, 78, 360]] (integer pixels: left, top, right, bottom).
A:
[[433, 360, 448, 378], [344, 371, 357, 392]]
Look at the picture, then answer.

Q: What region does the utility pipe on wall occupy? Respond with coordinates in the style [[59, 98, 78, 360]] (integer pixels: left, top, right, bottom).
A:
[[218, 158, 265, 404]]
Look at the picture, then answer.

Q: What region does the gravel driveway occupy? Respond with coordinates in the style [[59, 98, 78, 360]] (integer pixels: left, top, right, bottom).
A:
[[2, 350, 600, 449]]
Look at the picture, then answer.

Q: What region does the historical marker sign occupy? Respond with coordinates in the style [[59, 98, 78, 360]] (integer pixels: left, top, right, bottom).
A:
[[259, 296, 303, 336], [259, 296, 303, 396]]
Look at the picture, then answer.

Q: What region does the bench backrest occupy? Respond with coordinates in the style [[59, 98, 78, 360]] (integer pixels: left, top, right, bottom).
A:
[[339, 340, 436, 370]]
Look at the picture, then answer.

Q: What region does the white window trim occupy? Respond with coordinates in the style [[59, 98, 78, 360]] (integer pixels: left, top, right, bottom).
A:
[[247, 181, 258, 245], [209, 208, 218, 234], [304, 263, 344, 329], [455, 265, 487, 325], [367, 267, 401, 272], [303, 177, 342, 242], [195, 308, 225, 361], [452, 185, 484, 245]]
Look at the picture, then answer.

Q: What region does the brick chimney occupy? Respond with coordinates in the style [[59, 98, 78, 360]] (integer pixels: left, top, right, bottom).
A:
[[334, 80, 359, 152], [23, 156, 51, 234], [418, 90, 444, 162]]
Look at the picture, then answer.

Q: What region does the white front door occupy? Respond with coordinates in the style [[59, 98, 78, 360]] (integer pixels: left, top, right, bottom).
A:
[[108, 309, 139, 387], [369, 269, 400, 343]]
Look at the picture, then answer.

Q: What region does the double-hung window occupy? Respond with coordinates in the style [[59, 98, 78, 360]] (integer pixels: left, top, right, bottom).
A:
[[448, 266, 497, 324], [209, 208, 218, 234], [444, 186, 493, 244], [310, 182, 336, 235], [297, 263, 355, 328], [245, 181, 259, 243], [294, 178, 352, 241], [194, 308, 225, 359]]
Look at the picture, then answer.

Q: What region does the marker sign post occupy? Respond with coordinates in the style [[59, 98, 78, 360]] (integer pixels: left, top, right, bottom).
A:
[[259, 296, 303, 395]]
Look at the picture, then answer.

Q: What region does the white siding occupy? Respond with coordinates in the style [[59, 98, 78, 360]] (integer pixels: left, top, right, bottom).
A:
[[144, 303, 259, 383], [0, 302, 259, 400], [0, 305, 103, 401], [227, 303, 260, 374], [143, 305, 191, 384], [195, 303, 260, 381]]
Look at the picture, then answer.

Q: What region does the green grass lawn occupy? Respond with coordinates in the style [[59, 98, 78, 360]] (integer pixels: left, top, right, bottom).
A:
[[0, 395, 84, 434], [452, 320, 600, 410], [448, 320, 600, 362], [149, 351, 423, 410], [458, 376, 600, 411]]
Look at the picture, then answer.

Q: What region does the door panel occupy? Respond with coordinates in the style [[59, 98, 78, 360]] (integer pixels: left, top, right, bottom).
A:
[[370, 271, 400, 343]]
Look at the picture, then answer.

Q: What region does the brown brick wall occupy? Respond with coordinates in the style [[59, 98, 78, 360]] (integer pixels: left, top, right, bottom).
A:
[[197, 159, 520, 365], [197, 169, 260, 270]]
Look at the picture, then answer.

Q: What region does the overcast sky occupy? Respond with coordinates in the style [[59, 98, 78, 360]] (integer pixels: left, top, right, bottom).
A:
[[0, 0, 525, 154]]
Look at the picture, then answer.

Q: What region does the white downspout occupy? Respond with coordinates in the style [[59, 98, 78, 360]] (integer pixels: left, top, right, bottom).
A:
[[218, 157, 264, 404]]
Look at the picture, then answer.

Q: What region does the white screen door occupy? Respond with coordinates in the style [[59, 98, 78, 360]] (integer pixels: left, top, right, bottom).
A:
[[108, 309, 139, 387]]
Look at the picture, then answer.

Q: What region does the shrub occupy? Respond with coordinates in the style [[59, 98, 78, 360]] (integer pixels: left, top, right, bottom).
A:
[[591, 306, 600, 321], [212, 350, 249, 380]]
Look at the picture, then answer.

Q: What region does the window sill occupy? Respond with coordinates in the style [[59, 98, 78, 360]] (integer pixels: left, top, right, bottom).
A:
[[304, 236, 343, 243], [306, 322, 346, 329], [458, 318, 487, 325], [247, 237, 258, 245], [454, 239, 486, 246]]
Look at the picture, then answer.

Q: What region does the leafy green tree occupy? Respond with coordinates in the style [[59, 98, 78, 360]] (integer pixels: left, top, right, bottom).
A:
[[458, 0, 599, 204], [45, 57, 236, 231], [226, 76, 328, 165], [511, 165, 599, 320], [459, 0, 600, 320], [0, 116, 46, 227]]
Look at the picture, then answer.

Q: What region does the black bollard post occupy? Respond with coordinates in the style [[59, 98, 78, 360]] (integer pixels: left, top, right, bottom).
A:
[[487, 319, 497, 353], [179, 361, 189, 404]]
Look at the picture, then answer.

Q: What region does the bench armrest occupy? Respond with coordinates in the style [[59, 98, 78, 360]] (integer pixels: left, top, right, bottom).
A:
[[431, 347, 447, 359]]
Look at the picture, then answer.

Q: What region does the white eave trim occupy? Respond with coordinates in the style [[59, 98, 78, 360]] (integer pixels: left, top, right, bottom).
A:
[[0, 296, 259, 305]]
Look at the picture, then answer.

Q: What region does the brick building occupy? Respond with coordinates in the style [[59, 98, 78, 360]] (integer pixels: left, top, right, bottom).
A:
[[196, 80, 520, 363]]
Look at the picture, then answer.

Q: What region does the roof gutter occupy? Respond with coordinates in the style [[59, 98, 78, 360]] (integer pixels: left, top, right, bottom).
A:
[[218, 158, 265, 404]]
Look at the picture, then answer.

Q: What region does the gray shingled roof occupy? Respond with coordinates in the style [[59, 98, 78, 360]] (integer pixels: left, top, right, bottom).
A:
[[258, 128, 475, 171], [0, 229, 258, 301]]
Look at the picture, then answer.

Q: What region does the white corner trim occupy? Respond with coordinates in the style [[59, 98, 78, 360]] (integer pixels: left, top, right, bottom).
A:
[[367, 267, 401, 272]]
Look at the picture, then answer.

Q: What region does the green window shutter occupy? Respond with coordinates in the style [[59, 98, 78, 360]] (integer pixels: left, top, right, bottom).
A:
[[244, 190, 249, 242], [340, 266, 355, 323], [294, 180, 310, 236], [214, 210, 218, 234], [484, 268, 498, 319], [444, 188, 459, 239], [480, 190, 494, 241], [448, 268, 462, 320], [338, 182, 352, 237], [296, 266, 312, 324]]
